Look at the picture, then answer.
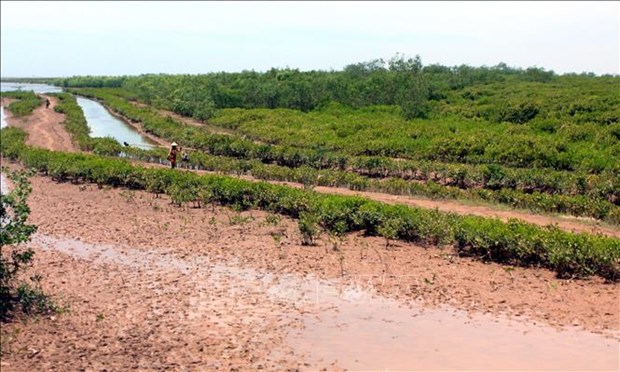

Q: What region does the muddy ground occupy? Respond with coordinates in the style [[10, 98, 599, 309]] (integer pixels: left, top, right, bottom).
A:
[[1, 99, 619, 371], [1, 165, 618, 370], [1, 96, 77, 153]]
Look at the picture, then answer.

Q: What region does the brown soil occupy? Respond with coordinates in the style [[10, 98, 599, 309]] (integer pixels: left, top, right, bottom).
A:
[[0, 168, 618, 370], [8, 98, 614, 238], [1, 95, 619, 370], [1, 96, 77, 153], [11, 94, 612, 238], [112, 102, 620, 238], [135, 160, 620, 238]]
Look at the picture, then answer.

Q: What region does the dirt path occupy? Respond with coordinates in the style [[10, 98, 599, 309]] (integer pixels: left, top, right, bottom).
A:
[[4, 96, 619, 238], [1, 169, 618, 370], [108, 104, 620, 238], [2, 96, 78, 153], [134, 160, 620, 238]]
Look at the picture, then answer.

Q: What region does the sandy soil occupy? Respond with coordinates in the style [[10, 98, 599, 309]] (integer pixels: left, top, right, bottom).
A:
[[7, 95, 616, 238], [0, 168, 618, 370], [116, 102, 620, 238], [1, 96, 77, 153], [1, 96, 619, 370], [134, 160, 620, 239]]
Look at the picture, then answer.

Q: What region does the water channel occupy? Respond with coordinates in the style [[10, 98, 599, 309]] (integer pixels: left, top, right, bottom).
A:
[[1, 82, 155, 148], [1, 82, 619, 370]]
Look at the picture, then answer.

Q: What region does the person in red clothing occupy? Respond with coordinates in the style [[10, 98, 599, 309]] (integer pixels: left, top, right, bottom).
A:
[[167, 142, 179, 169]]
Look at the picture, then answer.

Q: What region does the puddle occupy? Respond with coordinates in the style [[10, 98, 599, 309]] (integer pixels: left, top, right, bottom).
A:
[[28, 234, 620, 371], [76, 96, 157, 149], [290, 295, 620, 370]]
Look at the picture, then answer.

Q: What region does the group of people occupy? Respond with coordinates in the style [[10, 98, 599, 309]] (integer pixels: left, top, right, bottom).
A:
[[167, 142, 189, 169]]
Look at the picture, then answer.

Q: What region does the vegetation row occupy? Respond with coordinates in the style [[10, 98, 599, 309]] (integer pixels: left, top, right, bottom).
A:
[[70, 88, 619, 206], [2, 91, 42, 117], [35, 54, 620, 174], [2, 126, 619, 281]]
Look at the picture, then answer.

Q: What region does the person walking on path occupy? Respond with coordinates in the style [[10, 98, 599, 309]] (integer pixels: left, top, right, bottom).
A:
[[45, 98, 50, 109], [167, 142, 179, 169]]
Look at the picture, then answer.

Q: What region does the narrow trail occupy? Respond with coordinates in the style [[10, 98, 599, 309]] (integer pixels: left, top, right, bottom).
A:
[[2, 95, 78, 153], [3, 97, 619, 238], [134, 161, 620, 238]]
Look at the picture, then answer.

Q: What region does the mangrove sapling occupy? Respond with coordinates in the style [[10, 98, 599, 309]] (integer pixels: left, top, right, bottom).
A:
[[228, 212, 253, 226], [423, 273, 437, 286], [1, 169, 59, 319], [271, 231, 286, 259], [327, 231, 345, 253], [359, 241, 369, 260], [298, 212, 319, 246], [338, 253, 346, 278], [378, 218, 400, 250], [119, 189, 135, 204], [263, 213, 282, 226], [209, 216, 218, 227]]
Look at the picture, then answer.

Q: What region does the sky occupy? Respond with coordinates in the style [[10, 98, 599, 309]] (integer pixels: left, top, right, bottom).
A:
[[1, 1, 618, 77]]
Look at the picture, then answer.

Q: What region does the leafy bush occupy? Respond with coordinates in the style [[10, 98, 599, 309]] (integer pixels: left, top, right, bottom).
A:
[[0, 169, 58, 319], [2, 91, 42, 117], [3, 126, 619, 281]]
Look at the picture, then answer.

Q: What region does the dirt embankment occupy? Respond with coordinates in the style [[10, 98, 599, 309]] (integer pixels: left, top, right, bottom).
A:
[[2, 96, 78, 153], [134, 160, 620, 239], [3, 96, 619, 238], [107, 102, 620, 238], [0, 168, 618, 370]]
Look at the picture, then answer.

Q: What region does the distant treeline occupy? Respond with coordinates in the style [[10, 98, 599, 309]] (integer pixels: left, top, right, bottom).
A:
[[13, 55, 575, 118]]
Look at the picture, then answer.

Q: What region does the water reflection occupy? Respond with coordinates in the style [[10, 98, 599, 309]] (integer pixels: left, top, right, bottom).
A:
[[0, 82, 62, 94], [76, 96, 157, 149], [28, 233, 620, 371]]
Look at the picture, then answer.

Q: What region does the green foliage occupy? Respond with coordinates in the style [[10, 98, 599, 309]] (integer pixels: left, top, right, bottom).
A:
[[455, 217, 620, 280], [0, 169, 43, 319], [485, 101, 540, 124], [69, 88, 619, 200], [51, 92, 123, 155], [298, 212, 319, 246], [52, 92, 92, 149], [2, 91, 42, 117], [118, 144, 620, 224], [3, 131, 618, 281]]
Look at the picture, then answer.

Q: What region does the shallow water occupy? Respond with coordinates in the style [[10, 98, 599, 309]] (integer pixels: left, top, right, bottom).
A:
[[76, 96, 156, 149], [289, 294, 620, 370], [1, 81, 155, 149], [1, 105, 6, 128], [1, 82, 62, 94], [28, 234, 620, 371]]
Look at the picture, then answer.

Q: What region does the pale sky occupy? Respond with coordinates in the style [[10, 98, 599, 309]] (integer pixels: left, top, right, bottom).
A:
[[1, 1, 618, 77]]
